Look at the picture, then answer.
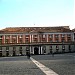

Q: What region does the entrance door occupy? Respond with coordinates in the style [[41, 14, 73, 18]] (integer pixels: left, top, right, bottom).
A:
[[34, 47, 39, 55]]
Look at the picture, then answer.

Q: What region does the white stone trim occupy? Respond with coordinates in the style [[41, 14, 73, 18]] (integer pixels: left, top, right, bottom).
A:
[[30, 46, 31, 53], [0, 32, 74, 35], [30, 57, 58, 75], [41, 46, 42, 54], [33, 47, 34, 54], [39, 46, 40, 54]]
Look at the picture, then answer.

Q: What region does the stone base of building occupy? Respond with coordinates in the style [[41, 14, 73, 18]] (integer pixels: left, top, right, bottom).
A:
[[0, 43, 75, 57]]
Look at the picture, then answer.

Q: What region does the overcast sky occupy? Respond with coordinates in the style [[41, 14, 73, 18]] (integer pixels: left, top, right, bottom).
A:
[[0, 0, 74, 30]]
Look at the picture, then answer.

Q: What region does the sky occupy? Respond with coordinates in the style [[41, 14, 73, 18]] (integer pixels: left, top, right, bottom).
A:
[[0, 0, 74, 30]]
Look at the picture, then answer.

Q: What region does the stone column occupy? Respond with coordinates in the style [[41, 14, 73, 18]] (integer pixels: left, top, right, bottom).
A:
[[38, 35, 40, 42], [59, 34, 61, 42], [10, 35, 12, 43], [53, 34, 55, 42], [23, 35, 25, 43], [65, 34, 68, 42], [33, 47, 34, 54], [30, 46, 31, 53], [17, 35, 18, 43], [32, 35, 33, 42], [39, 46, 40, 54], [47, 34, 48, 42], [30, 35, 32, 43], [71, 33, 74, 41], [41, 46, 42, 54]]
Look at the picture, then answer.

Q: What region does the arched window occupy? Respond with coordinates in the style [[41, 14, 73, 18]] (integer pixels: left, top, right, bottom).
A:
[[42, 46, 46, 53], [56, 45, 59, 53], [69, 45, 71, 52], [62, 45, 65, 53]]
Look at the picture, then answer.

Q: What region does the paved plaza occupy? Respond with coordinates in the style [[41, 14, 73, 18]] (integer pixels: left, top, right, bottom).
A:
[[0, 53, 75, 75]]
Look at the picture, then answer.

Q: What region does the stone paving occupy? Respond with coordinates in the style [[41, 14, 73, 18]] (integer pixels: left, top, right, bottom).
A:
[[0, 53, 75, 75], [32, 53, 75, 75], [0, 56, 45, 75]]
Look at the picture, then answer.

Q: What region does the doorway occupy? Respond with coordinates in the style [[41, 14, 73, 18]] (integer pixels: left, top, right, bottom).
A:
[[13, 50, 16, 56], [6, 51, 9, 56], [34, 47, 39, 55]]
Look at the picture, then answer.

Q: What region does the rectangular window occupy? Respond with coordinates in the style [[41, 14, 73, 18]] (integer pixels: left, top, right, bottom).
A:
[[56, 45, 59, 53], [0, 39, 2, 44], [62, 45, 65, 52], [5, 35, 10, 39], [19, 46, 22, 50], [50, 40, 53, 42], [6, 47, 9, 50], [19, 35, 23, 38], [49, 34, 53, 38], [26, 46, 30, 51], [5, 39, 9, 43], [55, 34, 59, 38], [62, 39, 65, 42], [69, 45, 71, 50], [62, 34, 65, 37], [67, 34, 71, 37], [33, 35, 37, 38], [56, 39, 59, 42], [25, 35, 29, 38], [0, 36, 2, 38], [25, 38, 29, 43], [19, 39, 23, 43], [12, 35, 16, 37], [12, 39, 17, 43], [62, 45, 65, 50], [13, 47, 16, 50], [50, 45, 52, 50], [42, 46, 46, 53], [33, 38, 38, 42], [49, 38, 53, 42], [56, 45, 59, 50], [0, 47, 2, 50], [42, 38, 46, 42], [43, 35, 45, 38]]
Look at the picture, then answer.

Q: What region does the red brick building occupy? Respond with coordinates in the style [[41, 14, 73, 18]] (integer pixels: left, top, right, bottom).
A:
[[0, 26, 75, 56]]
